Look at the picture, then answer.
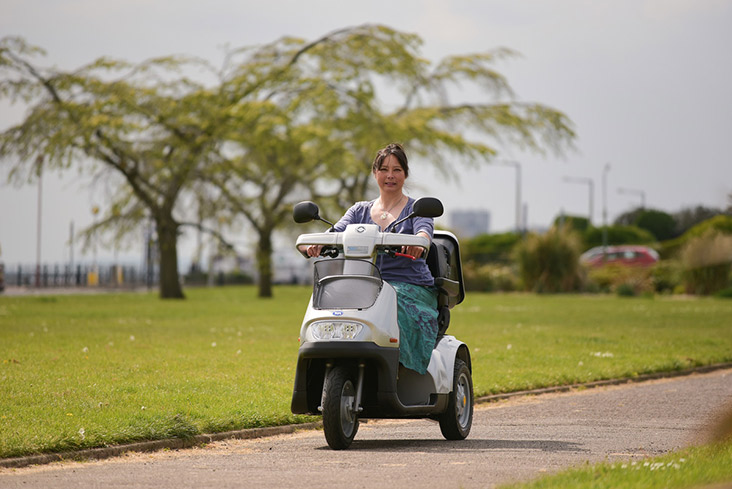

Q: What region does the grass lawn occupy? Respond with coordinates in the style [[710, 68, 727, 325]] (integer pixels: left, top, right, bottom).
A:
[[1, 287, 731, 459], [454, 293, 732, 393], [499, 440, 732, 489]]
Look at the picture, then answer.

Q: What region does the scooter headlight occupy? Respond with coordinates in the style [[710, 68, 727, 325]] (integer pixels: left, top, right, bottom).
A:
[[309, 321, 364, 340]]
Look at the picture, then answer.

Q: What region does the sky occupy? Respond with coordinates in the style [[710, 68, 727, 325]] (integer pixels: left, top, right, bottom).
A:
[[1, 0, 731, 271]]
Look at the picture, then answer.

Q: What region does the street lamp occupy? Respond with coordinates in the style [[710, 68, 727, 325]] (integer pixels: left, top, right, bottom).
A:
[[497, 160, 522, 233], [617, 187, 646, 209], [602, 163, 611, 253], [35, 155, 43, 288], [91, 205, 99, 286], [562, 176, 594, 224]]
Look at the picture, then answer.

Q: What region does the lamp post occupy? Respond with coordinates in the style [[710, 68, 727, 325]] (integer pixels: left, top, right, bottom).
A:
[[617, 187, 646, 209], [602, 163, 611, 254], [562, 176, 594, 224], [91, 205, 99, 286], [498, 160, 522, 233], [35, 156, 43, 288]]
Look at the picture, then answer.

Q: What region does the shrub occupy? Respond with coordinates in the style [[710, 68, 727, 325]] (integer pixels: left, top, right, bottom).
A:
[[462, 232, 521, 264], [514, 227, 584, 293], [715, 287, 732, 299], [463, 262, 518, 292], [553, 214, 590, 232], [661, 215, 732, 259], [680, 230, 732, 295], [686, 215, 732, 237], [184, 270, 254, 286], [583, 225, 656, 249], [650, 260, 683, 293], [586, 264, 654, 295], [616, 283, 637, 297], [684, 265, 731, 295]]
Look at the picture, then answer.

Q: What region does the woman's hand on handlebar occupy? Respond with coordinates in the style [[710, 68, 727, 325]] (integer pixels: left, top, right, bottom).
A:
[[400, 245, 424, 259], [400, 232, 430, 258], [306, 245, 323, 257]]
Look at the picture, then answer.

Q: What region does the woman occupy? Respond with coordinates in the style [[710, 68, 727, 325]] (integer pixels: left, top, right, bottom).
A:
[[307, 143, 438, 375]]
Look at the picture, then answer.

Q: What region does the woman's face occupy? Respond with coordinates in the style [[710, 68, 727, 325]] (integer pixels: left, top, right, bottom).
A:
[[373, 154, 406, 195]]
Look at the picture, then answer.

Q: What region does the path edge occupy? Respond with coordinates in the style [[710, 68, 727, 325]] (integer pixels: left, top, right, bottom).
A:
[[3, 362, 731, 469]]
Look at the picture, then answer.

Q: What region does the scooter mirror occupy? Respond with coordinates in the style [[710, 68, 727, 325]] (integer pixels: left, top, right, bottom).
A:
[[293, 201, 320, 223], [412, 197, 444, 218]]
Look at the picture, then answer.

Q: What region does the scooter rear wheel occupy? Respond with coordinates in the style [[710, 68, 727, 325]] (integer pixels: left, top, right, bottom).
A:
[[439, 358, 473, 440], [322, 366, 359, 450]]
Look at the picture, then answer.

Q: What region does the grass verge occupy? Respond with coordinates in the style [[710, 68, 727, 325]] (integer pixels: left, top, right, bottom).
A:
[[1, 287, 731, 459], [498, 439, 732, 489]]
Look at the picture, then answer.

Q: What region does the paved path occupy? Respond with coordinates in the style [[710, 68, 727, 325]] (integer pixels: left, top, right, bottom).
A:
[[1, 369, 731, 488]]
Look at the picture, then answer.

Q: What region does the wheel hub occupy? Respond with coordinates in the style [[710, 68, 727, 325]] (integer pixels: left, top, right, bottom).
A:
[[455, 373, 470, 427], [340, 381, 357, 436]]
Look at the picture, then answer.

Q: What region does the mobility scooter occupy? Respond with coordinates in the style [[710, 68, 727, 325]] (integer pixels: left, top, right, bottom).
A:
[[290, 197, 472, 449]]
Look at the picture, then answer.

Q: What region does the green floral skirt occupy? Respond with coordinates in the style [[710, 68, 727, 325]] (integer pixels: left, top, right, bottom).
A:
[[390, 281, 439, 375]]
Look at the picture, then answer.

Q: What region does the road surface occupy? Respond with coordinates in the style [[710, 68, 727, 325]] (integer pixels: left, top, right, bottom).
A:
[[1, 369, 731, 488]]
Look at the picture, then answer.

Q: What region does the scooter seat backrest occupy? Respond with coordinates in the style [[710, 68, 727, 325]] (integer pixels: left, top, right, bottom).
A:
[[426, 231, 465, 310]]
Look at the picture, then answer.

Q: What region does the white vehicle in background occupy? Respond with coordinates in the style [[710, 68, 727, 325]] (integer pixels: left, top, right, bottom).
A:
[[580, 245, 659, 268]]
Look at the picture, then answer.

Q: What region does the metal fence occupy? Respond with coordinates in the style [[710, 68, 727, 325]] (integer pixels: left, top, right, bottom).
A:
[[0, 262, 314, 292], [3, 263, 157, 289]]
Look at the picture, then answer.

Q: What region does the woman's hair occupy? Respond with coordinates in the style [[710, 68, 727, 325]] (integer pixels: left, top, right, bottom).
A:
[[372, 143, 409, 178]]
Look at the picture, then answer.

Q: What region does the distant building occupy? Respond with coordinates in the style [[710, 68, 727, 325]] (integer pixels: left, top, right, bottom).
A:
[[450, 210, 490, 238]]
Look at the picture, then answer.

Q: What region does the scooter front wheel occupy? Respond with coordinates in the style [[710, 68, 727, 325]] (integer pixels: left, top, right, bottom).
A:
[[322, 366, 359, 449], [439, 358, 473, 440]]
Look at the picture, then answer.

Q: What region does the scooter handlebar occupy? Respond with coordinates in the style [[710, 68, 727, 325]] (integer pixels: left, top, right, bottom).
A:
[[295, 232, 340, 258], [388, 250, 417, 260], [379, 232, 430, 250], [295, 228, 430, 259]]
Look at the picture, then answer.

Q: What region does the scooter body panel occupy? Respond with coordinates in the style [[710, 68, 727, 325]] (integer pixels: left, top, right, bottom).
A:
[[299, 280, 400, 349], [292, 276, 467, 416]]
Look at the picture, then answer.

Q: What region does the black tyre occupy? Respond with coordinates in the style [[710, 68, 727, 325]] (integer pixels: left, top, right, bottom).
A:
[[322, 366, 359, 450], [439, 358, 473, 440]]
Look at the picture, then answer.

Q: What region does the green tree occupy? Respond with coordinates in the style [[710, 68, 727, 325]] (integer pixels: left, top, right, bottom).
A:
[[634, 209, 676, 241], [583, 225, 656, 249], [1, 25, 576, 299], [462, 232, 521, 265], [328, 41, 578, 204], [615, 207, 677, 241], [0, 34, 341, 299], [0, 37, 230, 298], [613, 207, 645, 227], [554, 214, 590, 233], [198, 25, 576, 297], [672, 205, 724, 236], [194, 26, 431, 297]]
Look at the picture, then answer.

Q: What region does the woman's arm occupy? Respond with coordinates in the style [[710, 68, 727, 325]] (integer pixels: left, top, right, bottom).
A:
[[402, 230, 431, 258]]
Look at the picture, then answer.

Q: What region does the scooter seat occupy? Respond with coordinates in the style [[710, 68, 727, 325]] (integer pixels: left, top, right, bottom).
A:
[[434, 277, 460, 298]]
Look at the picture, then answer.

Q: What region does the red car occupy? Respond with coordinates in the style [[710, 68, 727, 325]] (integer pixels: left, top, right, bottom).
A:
[[580, 245, 659, 268]]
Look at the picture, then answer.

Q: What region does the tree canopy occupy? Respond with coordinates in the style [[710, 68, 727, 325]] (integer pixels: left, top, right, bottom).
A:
[[1, 25, 575, 298]]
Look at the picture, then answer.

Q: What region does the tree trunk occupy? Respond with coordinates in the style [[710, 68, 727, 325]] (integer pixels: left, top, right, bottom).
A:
[[256, 228, 274, 298], [157, 217, 185, 299]]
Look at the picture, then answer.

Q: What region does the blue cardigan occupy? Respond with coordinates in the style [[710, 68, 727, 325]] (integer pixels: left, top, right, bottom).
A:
[[333, 197, 435, 287]]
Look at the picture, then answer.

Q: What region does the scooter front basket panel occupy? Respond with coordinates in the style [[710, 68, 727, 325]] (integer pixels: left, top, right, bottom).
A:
[[313, 259, 383, 310]]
